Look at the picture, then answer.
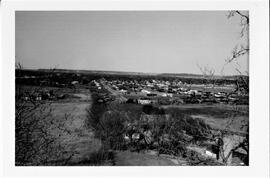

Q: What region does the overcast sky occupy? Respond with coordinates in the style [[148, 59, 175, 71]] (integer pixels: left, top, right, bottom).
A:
[[16, 11, 248, 75]]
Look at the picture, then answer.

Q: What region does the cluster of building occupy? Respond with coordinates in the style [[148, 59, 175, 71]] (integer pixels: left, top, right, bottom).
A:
[[101, 79, 248, 105], [18, 89, 66, 101]]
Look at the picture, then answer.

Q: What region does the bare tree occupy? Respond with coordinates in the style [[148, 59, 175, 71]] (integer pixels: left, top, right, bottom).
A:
[[226, 11, 249, 93], [196, 11, 249, 166], [216, 10, 249, 166], [197, 63, 217, 90], [15, 67, 74, 165], [15, 62, 23, 70]]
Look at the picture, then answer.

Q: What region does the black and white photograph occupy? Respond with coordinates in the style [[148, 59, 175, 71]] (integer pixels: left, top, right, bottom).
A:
[[15, 10, 249, 166], [1, 0, 269, 177]]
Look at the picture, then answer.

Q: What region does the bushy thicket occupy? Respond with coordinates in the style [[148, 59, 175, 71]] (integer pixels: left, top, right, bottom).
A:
[[87, 93, 212, 157], [142, 104, 165, 115], [86, 94, 108, 130], [96, 111, 127, 150], [168, 108, 211, 140], [86, 93, 127, 150], [139, 111, 211, 156]]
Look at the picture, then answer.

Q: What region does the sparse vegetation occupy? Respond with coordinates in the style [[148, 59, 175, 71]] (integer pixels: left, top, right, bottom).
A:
[[16, 68, 248, 166], [86, 86, 222, 165]]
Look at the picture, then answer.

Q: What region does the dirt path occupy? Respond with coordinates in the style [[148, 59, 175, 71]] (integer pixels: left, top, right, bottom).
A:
[[114, 151, 188, 166]]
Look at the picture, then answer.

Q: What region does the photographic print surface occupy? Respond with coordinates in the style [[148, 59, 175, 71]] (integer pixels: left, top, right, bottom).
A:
[[15, 11, 249, 166]]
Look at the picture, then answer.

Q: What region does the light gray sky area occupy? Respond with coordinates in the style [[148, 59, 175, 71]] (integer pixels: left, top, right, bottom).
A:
[[16, 11, 248, 75]]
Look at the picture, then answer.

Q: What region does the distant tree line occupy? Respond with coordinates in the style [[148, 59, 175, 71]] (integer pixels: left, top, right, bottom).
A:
[[16, 69, 240, 86]]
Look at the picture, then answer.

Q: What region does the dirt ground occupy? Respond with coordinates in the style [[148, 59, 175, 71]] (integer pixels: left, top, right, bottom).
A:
[[47, 90, 102, 164], [114, 151, 184, 166]]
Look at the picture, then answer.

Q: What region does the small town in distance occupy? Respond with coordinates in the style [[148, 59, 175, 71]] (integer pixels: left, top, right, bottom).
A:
[[16, 68, 249, 166]]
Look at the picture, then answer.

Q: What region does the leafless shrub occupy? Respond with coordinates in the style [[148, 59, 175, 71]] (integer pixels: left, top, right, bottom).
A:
[[16, 96, 75, 165], [227, 11, 249, 38], [15, 67, 74, 166], [197, 63, 217, 89]]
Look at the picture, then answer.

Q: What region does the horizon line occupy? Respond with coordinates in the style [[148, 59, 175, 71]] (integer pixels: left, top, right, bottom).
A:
[[16, 67, 248, 77]]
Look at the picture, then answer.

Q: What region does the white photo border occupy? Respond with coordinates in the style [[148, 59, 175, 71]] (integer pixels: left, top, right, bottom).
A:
[[1, 0, 269, 177]]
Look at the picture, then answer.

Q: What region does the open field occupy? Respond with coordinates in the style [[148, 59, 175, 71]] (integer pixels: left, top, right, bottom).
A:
[[48, 102, 103, 164], [16, 85, 109, 165], [163, 104, 248, 134]]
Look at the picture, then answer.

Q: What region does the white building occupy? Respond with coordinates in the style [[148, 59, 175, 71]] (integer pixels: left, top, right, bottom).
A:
[[138, 99, 152, 105], [141, 89, 151, 94]]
